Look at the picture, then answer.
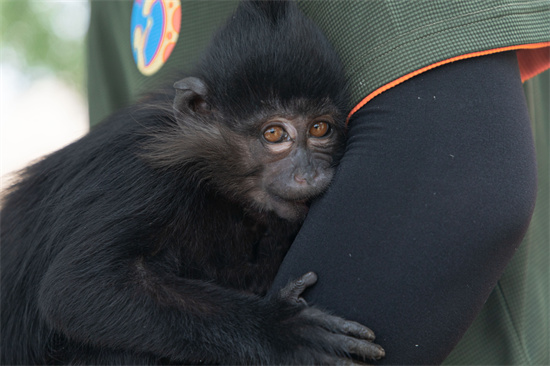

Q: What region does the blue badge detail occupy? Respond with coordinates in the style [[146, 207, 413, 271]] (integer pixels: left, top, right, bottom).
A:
[[131, 0, 181, 76]]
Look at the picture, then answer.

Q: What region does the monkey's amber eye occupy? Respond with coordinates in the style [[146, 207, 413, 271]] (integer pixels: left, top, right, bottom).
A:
[[309, 122, 330, 138], [263, 126, 286, 143]]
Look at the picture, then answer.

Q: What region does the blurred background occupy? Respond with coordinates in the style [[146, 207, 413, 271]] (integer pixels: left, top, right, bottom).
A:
[[1, 0, 90, 189]]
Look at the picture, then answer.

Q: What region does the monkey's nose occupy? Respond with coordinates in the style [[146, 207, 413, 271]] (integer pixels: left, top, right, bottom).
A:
[[293, 171, 318, 185]]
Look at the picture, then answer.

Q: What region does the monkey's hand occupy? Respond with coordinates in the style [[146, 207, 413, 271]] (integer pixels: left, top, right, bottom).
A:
[[273, 272, 385, 365]]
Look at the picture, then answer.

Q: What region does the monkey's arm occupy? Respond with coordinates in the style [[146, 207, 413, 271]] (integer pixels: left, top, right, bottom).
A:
[[38, 241, 383, 364]]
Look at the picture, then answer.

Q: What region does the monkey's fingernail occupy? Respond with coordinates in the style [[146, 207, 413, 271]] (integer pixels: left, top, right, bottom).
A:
[[374, 345, 385, 359], [301, 272, 318, 285]]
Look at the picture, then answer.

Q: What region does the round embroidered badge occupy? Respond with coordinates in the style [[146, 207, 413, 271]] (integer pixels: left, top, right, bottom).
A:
[[131, 0, 181, 76]]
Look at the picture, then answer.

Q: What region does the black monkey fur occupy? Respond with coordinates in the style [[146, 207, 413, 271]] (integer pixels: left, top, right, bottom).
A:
[[1, 1, 384, 364]]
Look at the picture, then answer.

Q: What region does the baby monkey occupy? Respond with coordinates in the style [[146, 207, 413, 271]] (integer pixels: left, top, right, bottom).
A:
[[1, 1, 384, 364]]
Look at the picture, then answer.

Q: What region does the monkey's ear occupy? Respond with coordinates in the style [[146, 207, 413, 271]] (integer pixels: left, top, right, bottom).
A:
[[173, 77, 211, 115]]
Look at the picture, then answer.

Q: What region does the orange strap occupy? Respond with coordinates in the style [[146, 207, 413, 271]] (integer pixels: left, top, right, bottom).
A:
[[347, 42, 550, 123]]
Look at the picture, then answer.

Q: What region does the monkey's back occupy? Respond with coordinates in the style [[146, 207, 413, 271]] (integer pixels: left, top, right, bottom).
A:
[[0, 103, 171, 363]]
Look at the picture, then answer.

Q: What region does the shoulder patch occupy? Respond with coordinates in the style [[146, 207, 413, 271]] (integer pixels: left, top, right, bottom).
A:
[[131, 0, 181, 76]]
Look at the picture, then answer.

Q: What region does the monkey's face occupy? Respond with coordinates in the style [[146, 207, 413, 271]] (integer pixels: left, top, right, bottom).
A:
[[169, 77, 346, 222], [245, 113, 344, 222]]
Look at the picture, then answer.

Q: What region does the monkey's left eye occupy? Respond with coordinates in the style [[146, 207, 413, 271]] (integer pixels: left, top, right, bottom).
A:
[[263, 126, 288, 143], [309, 121, 331, 138]]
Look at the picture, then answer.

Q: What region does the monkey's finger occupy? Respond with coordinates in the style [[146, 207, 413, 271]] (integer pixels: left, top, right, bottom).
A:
[[319, 351, 376, 365], [330, 358, 371, 366], [333, 358, 373, 366], [279, 272, 318, 303], [327, 333, 385, 361], [306, 307, 377, 341], [322, 354, 375, 366], [328, 315, 377, 341]]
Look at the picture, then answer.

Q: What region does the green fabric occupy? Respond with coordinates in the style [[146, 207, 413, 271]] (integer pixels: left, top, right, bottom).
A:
[[299, 0, 550, 107], [87, 1, 549, 364], [88, 0, 550, 124], [87, 1, 239, 126]]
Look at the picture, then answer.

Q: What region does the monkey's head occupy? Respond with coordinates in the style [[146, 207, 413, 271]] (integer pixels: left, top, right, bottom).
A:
[[151, 2, 349, 222], [167, 76, 346, 222]]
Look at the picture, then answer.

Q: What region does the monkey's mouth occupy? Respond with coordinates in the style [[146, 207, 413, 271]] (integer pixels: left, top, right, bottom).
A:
[[268, 194, 310, 222], [271, 191, 313, 206]]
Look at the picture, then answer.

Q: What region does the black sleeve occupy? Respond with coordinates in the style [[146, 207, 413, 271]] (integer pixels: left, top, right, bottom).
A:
[[269, 51, 537, 364]]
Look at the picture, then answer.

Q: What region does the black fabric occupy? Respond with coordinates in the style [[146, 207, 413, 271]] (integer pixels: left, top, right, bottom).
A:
[[269, 51, 537, 365]]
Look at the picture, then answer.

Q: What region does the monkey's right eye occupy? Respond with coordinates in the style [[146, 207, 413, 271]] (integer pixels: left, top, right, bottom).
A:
[[263, 126, 287, 143]]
